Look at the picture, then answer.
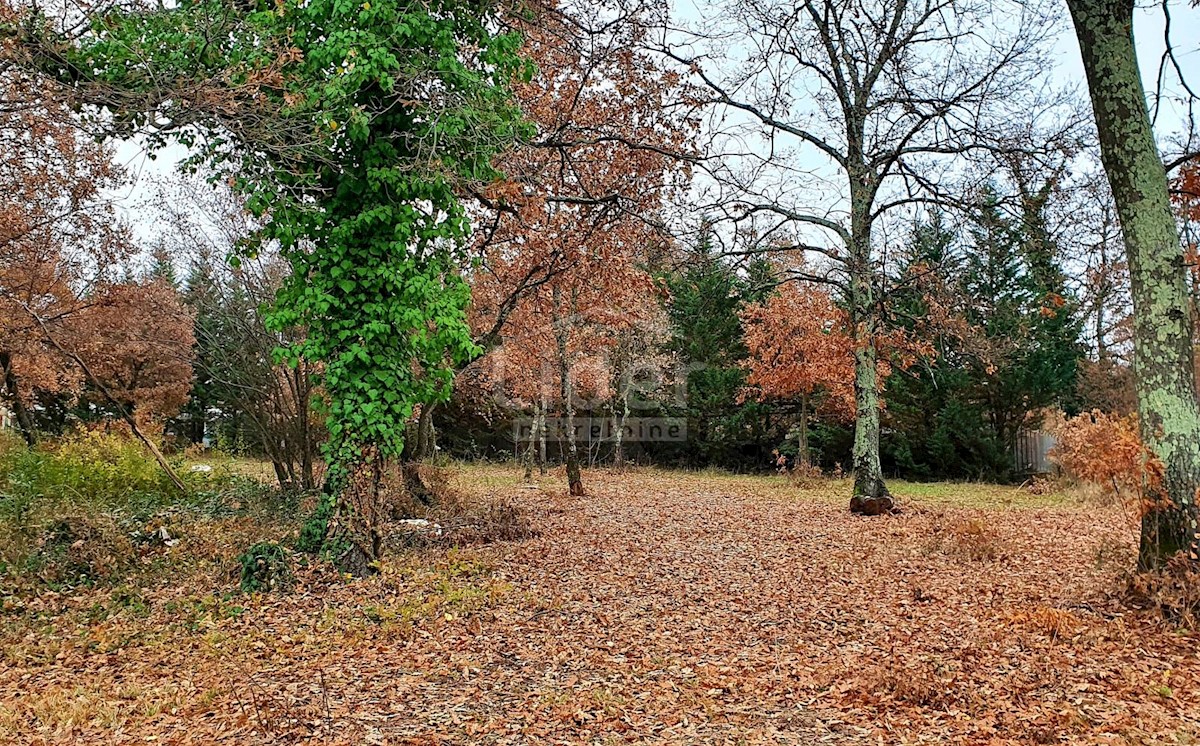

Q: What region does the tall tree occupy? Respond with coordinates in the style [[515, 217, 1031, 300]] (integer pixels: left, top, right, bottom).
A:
[[661, 0, 1059, 514], [466, 4, 691, 495], [0, 58, 131, 444], [662, 240, 775, 469], [11, 0, 530, 568], [1068, 0, 1200, 569]]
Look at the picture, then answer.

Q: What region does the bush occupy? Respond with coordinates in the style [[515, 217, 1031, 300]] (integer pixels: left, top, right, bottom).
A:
[[237, 541, 293, 593], [0, 429, 286, 590], [0, 429, 198, 516], [1050, 411, 1157, 508]]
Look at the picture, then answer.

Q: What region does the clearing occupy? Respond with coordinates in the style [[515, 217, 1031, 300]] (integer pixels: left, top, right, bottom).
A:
[[1, 466, 1197, 744]]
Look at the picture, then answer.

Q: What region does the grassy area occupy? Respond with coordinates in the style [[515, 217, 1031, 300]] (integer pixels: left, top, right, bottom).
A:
[[450, 461, 1077, 510]]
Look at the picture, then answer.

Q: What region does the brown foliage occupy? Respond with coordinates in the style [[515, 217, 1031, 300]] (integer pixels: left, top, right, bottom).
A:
[[1050, 410, 1160, 510], [740, 281, 855, 417], [5, 467, 1198, 743], [0, 57, 193, 425], [465, 5, 691, 409], [72, 279, 196, 419]]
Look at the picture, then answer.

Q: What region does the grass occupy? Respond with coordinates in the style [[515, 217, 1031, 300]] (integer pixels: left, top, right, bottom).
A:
[[454, 460, 1076, 511]]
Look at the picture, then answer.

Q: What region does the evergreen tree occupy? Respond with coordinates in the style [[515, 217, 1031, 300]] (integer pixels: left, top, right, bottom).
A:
[[660, 232, 775, 468]]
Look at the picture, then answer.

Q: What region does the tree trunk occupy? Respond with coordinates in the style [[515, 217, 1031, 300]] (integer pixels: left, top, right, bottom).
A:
[[614, 388, 631, 469], [798, 393, 810, 468], [537, 393, 548, 475], [553, 287, 584, 496], [415, 401, 436, 460], [0, 352, 38, 446], [523, 402, 538, 481], [1069, 0, 1200, 570], [848, 317, 894, 515], [298, 365, 316, 490], [846, 172, 895, 516]]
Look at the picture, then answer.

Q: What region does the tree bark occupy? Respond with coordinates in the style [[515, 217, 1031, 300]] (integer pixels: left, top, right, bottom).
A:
[[847, 171, 895, 516], [553, 286, 584, 496], [537, 393, 548, 475], [0, 352, 38, 446], [798, 393, 809, 468], [614, 387, 631, 469], [523, 402, 538, 481], [1069, 0, 1200, 570]]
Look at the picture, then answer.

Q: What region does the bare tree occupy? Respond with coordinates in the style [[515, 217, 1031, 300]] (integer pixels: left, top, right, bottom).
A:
[[148, 179, 324, 492], [656, 0, 1063, 513]]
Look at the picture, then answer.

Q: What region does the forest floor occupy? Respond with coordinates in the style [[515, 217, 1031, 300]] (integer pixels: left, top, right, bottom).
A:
[[2, 465, 1198, 744]]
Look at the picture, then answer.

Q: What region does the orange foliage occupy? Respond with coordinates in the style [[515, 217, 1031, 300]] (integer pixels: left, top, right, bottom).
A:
[[740, 280, 931, 417], [72, 280, 196, 419], [465, 5, 690, 410], [0, 62, 194, 421], [0, 65, 133, 407], [739, 282, 855, 417], [1050, 410, 1162, 509], [1172, 161, 1200, 222]]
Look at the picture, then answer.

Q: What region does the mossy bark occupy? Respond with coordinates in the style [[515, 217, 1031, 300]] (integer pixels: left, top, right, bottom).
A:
[[847, 169, 895, 516], [1069, 0, 1200, 569]]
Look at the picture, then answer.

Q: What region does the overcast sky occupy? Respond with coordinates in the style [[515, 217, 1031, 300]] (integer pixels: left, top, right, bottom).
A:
[[108, 0, 1200, 259]]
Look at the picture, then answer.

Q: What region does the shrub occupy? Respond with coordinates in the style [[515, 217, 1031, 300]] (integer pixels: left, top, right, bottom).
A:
[[0, 430, 286, 590], [0, 429, 199, 517], [772, 449, 825, 487], [237, 541, 293, 593], [421, 489, 534, 546], [1049, 411, 1158, 507]]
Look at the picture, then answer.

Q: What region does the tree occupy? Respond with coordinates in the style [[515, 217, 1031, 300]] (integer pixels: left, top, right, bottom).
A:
[[661, 239, 776, 469], [1068, 0, 1200, 570], [607, 308, 672, 469], [153, 178, 323, 491], [660, 0, 1059, 514], [740, 280, 854, 467], [957, 187, 1082, 450], [12, 0, 531, 568], [0, 56, 131, 443], [72, 279, 195, 422], [465, 4, 691, 495]]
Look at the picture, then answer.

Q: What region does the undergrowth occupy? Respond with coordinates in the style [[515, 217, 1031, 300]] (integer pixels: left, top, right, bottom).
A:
[[0, 430, 295, 593]]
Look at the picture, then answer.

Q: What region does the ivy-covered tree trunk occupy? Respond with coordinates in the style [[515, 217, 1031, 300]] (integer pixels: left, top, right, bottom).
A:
[[1069, 0, 1200, 570]]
